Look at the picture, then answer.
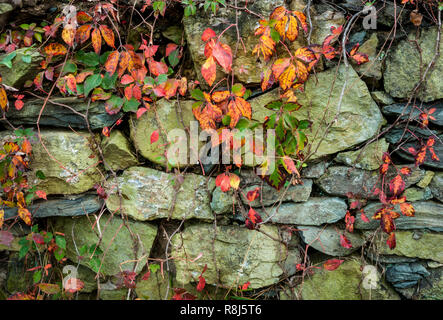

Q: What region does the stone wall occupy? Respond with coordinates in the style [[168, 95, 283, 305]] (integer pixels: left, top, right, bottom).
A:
[[0, 0, 442, 300]]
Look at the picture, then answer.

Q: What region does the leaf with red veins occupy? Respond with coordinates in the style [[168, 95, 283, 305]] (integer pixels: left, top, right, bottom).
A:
[[389, 174, 405, 196], [212, 42, 232, 73], [323, 259, 345, 271]]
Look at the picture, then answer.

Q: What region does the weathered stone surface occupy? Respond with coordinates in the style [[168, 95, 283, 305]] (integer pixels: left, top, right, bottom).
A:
[[335, 138, 389, 170], [310, 8, 345, 46], [382, 101, 443, 127], [384, 27, 443, 102], [301, 160, 330, 178], [171, 223, 285, 289], [299, 258, 400, 300], [385, 127, 443, 169], [101, 130, 138, 171], [317, 165, 424, 199], [429, 172, 443, 202], [371, 91, 394, 106], [259, 197, 347, 226], [355, 201, 443, 232], [183, 0, 285, 86], [298, 225, 366, 256], [417, 171, 435, 188], [354, 33, 382, 81], [402, 187, 433, 202], [129, 98, 199, 168], [6, 97, 122, 130], [28, 130, 102, 195], [253, 65, 383, 159], [240, 179, 312, 207], [370, 230, 443, 263], [106, 167, 215, 221], [0, 47, 43, 88], [386, 263, 430, 289], [4, 193, 102, 219], [210, 187, 234, 215], [53, 215, 157, 276]]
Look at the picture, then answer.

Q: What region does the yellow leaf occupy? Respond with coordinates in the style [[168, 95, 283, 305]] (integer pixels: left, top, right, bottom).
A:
[[278, 63, 296, 90], [0, 87, 8, 111]]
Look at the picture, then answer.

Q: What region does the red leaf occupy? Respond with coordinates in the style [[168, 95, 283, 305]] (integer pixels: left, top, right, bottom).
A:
[[360, 210, 370, 223], [141, 270, 151, 281], [339, 234, 352, 249], [196, 275, 206, 292], [15, 99, 24, 111], [215, 173, 231, 192], [240, 282, 250, 291], [201, 28, 216, 42], [99, 25, 115, 48], [136, 107, 148, 119], [201, 56, 216, 86], [389, 175, 405, 196], [148, 59, 168, 76], [166, 43, 178, 57], [150, 130, 159, 144], [323, 259, 344, 271], [35, 190, 47, 200], [64, 278, 85, 293], [121, 74, 134, 85], [212, 42, 232, 73], [105, 51, 120, 76], [246, 187, 260, 202]]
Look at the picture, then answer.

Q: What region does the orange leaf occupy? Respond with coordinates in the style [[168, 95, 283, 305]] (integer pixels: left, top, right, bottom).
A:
[[91, 28, 102, 55], [389, 175, 405, 196], [76, 24, 92, 44], [178, 77, 187, 96], [286, 15, 299, 42], [400, 202, 415, 217], [282, 156, 298, 175], [247, 207, 262, 224], [76, 71, 93, 83], [0, 209, 4, 229], [261, 66, 274, 92], [65, 74, 77, 93], [216, 173, 231, 192], [294, 47, 316, 63], [270, 6, 286, 21], [278, 63, 296, 91], [121, 74, 134, 85], [211, 90, 230, 103], [323, 259, 344, 271], [252, 35, 275, 61], [246, 187, 260, 202], [102, 127, 110, 137], [118, 51, 131, 77], [105, 51, 120, 76], [37, 283, 60, 295], [201, 56, 216, 86], [400, 167, 411, 176], [62, 25, 76, 47], [64, 278, 84, 293], [381, 213, 395, 234], [386, 232, 396, 249], [99, 25, 115, 48], [77, 11, 93, 24], [148, 59, 168, 77], [201, 28, 216, 42], [44, 43, 67, 56], [18, 207, 31, 225], [272, 58, 291, 80], [0, 87, 8, 111], [227, 97, 251, 128]]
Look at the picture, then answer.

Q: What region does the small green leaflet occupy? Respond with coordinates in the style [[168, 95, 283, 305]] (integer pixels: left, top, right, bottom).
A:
[[84, 74, 102, 97]]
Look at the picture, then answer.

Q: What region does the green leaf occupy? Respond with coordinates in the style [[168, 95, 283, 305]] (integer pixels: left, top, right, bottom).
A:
[[84, 73, 102, 97], [76, 51, 100, 67], [232, 83, 245, 95], [168, 49, 180, 67], [100, 51, 111, 65], [298, 120, 310, 130], [271, 28, 280, 42], [244, 89, 252, 100], [54, 246, 65, 261], [19, 244, 29, 259], [191, 89, 205, 101], [156, 73, 168, 84], [149, 264, 160, 273], [55, 235, 66, 250], [0, 51, 17, 69], [63, 61, 77, 74], [33, 270, 42, 284], [21, 54, 32, 64], [35, 170, 46, 180], [34, 32, 42, 43], [123, 97, 141, 112], [235, 118, 249, 130], [20, 24, 30, 30], [264, 101, 282, 110], [101, 72, 118, 90], [222, 115, 231, 126], [283, 103, 301, 112], [89, 257, 101, 273]]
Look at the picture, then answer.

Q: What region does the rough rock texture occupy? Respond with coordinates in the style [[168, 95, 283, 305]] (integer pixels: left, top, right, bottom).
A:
[[385, 127, 443, 169], [106, 166, 215, 221], [301, 161, 330, 178], [382, 101, 443, 127], [0, 47, 42, 87], [371, 91, 394, 106], [298, 225, 366, 256], [4, 193, 102, 219], [354, 33, 382, 81], [386, 263, 430, 289], [334, 138, 389, 170], [240, 179, 312, 207], [259, 197, 347, 225], [101, 130, 138, 171], [402, 187, 433, 202], [355, 201, 443, 232], [429, 172, 443, 202], [171, 223, 285, 289], [252, 65, 383, 159], [53, 215, 157, 276], [370, 231, 443, 264], [317, 165, 424, 199], [129, 98, 198, 167], [6, 97, 122, 130], [384, 27, 443, 102], [299, 258, 400, 300], [28, 130, 102, 195], [183, 0, 285, 86]]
